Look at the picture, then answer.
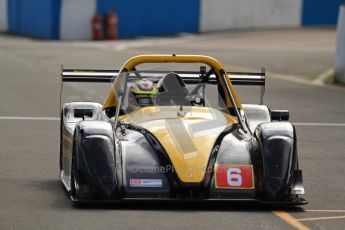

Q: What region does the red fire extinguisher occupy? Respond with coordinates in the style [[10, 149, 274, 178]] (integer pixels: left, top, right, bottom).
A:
[[106, 11, 119, 40], [92, 15, 104, 40]]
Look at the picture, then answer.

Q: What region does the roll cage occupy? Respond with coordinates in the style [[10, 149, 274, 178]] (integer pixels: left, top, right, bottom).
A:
[[102, 55, 247, 132]]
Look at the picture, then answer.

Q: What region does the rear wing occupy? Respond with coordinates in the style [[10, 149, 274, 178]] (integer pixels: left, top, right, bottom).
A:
[[61, 68, 266, 105]]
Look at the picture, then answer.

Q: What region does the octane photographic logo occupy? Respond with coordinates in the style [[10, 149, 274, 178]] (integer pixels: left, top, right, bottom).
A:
[[126, 164, 213, 174]]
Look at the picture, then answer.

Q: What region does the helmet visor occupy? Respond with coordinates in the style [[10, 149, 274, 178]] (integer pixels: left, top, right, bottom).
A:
[[133, 94, 155, 107], [137, 96, 153, 106]]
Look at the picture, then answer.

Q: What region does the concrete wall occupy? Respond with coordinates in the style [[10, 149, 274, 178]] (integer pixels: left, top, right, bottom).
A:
[[0, 0, 7, 31], [335, 5, 345, 84], [60, 0, 96, 40], [200, 0, 302, 32]]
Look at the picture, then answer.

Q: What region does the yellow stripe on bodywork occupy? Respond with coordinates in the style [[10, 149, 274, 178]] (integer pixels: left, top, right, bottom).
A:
[[63, 134, 73, 159], [63, 147, 72, 158], [120, 106, 237, 183]]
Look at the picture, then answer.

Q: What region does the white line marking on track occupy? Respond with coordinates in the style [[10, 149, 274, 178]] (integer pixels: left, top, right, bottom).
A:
[[0, 116, 345, 127], [229, 64, 345, 91], [311, 68, 335, 85], [0, 116, 59, 121], [298, 215, 345, 222], [305, 210, 345, 213], [293, 122, 345, 127]]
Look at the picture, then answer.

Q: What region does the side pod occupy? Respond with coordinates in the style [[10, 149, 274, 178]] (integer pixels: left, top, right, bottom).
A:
[[255, 122, 302, 200], [74, 121, 117, 198]]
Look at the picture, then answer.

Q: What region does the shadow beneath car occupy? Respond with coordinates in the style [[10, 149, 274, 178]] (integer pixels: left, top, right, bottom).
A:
[[75, 200, 305, 213], [74, 198, 306, 213], [38, 179, 306, 213]]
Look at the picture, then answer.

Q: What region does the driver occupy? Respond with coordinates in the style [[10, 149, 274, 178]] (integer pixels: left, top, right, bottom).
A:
[[128, 79, 158, 110]]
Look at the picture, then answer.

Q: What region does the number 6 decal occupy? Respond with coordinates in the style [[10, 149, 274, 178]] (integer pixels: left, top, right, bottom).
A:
[[227, 168, 242, 186], [215, 164, 254, 189]]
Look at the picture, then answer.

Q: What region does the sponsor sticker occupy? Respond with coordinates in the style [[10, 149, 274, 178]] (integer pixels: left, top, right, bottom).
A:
[[215, 164, 254, 189], [129, 179, 163, 188]]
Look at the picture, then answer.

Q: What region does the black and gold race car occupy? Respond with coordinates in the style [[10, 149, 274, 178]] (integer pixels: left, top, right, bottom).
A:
[[59, 55, 306, 205]]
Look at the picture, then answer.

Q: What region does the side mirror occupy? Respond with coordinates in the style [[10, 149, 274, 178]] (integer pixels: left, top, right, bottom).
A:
[[74, 108, 93, 120], [270, 110, 289, 121]]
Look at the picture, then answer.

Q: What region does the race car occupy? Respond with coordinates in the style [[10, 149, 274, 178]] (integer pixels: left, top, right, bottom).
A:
[[59, 54, 306, 205]]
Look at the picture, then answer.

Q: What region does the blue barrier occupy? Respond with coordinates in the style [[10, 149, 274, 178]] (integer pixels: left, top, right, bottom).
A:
[[8, 0, 61, 39], [5, 0, 345, 40], [302, 0, 345, 25], [97, 0, 200, 38]]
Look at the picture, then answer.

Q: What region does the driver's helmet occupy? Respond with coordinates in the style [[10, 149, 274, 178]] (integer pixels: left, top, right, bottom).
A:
[[129, 79, 158, 110]]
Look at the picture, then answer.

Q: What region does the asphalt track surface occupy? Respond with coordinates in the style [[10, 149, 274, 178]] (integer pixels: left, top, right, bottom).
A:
[[1, 29, 345, 230]]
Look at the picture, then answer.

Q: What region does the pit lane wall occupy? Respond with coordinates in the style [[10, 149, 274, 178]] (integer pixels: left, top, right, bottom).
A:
[[335, 5, 345, 84], [200, 0, 302, 32], [0, 0, 7, 31], [0, 0, 343, 39], [60, 0, 95, 40]]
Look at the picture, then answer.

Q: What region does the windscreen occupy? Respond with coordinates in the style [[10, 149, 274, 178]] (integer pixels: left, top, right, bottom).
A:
[[113, 63, 234, 117]]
